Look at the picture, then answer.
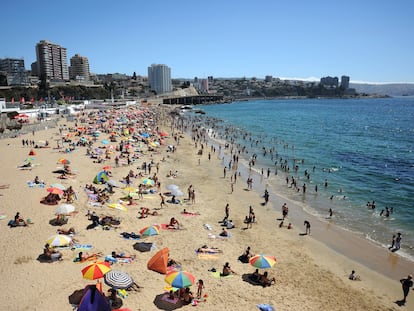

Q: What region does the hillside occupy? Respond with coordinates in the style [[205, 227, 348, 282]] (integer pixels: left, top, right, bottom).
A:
[[350, 83, 414, 96]]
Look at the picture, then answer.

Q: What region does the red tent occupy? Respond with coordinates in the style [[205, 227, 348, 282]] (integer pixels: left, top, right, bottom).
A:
[[147, 247, 169, 274]]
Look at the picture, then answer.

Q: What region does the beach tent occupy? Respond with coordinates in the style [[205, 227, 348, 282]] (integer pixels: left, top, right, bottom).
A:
[[133, 242, 155, 252], [147, 247, 169, 274], [78, 285, 110, 311], [93, 171, 108, 184]]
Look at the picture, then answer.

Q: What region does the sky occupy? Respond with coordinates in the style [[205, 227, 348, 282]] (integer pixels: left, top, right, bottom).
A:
[[2, 0, 414, 83]]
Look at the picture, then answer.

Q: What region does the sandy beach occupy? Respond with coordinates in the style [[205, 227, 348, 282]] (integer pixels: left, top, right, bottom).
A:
[[0, 105, 412, 311]]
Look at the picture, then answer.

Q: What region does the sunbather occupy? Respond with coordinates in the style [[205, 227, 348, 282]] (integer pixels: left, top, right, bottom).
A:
[[78, 251, 102, 262], [221, 262, 236, 276], [57, 227, 75, 235], [44, 243, 63, 261], [259, 271, 275, 287], [14, 212, 27, 226], [196, 245, 223, 254], [111, 251, 135, 259]]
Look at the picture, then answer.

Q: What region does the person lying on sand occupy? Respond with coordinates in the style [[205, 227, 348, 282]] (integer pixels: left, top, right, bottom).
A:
[[196, 245, 223, 254], [78, 251, 102, 262], [57, 227, 75, 235], [181, 209, 200, 215], [111, 251, 136, 259]]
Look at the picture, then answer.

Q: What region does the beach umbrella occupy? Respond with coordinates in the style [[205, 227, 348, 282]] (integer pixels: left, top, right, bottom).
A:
[[249, 254, 277, 269], [141, 178, 155, 186], [47, 187, 64, 195], [170, 189, 184, 197], [165, 270, 195, 288], [104, 270, 134, 289], [57, 158, 71, 165], [139, 225, 160, 237], [50, 183, 66, 190], [82, 261, 111, 280], [46, 234, 72, 247], [55, 203, 75, 215], [123, 186, 137, 193], [108, 203, 128, 212], [166, 184, 179, 191]]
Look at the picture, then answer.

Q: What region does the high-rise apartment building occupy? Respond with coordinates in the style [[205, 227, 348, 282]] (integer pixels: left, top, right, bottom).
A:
[[69, 54, 90, 82], [148, 64, 172, 94], [0, 58, 28, 85], [35, 40, 69, 81], [340, 75, 350, 89]]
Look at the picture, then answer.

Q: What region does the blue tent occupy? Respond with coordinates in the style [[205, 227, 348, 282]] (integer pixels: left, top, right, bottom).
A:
[[78, 286, 110, 311], [93, 171, 108, 184]]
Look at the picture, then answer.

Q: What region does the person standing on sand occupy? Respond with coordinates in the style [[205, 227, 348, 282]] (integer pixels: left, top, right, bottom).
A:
[[304, 220, 311, 235], [400, 274, 413, 305], [159, 193, 166, 208]]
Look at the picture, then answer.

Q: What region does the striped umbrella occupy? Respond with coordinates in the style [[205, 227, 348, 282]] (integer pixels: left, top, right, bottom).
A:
[[46, 234, 72, 247], [249, 254, 277, 269], [165, 270, 195, 288], [139, 225, 160, 237], [82, 261, 111, 280], [104, 270, 134, 289]]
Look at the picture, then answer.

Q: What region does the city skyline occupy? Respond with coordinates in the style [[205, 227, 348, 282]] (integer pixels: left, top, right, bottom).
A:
[[2, 0, 414, 83]]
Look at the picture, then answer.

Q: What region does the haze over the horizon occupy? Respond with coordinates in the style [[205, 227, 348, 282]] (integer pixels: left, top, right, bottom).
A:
[[2, 0, 413, 83]]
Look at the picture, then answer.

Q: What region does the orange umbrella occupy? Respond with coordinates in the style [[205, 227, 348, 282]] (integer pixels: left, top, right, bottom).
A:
[[103, 165, 111, 171], [46, 187, 64, 195], [81, 261, 111, 280]]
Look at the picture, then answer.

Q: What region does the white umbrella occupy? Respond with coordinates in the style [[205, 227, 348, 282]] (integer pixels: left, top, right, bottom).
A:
[[166, 184, 179, 191], [171, 189, 184, 197], [55, 203, 75, 215]]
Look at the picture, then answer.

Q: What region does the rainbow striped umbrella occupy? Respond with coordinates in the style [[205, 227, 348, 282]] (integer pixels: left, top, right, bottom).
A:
[[165, 270, 195, 288], [139, 225, 160, 237], [81, 261, 111, 280], [249, 254, 277, 269]]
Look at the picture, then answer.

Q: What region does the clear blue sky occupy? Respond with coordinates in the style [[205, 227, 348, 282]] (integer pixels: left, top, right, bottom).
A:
[[2, 0, 414, 83]]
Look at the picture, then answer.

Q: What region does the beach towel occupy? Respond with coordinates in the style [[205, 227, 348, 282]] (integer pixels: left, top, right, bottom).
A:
[[257, 304, 275, 311], [197, 253, 219, 260], [27, 181, 45, 188], [161, 293, 179, 304], [71, 244, 93, 250], [210, 271, 234, 279]]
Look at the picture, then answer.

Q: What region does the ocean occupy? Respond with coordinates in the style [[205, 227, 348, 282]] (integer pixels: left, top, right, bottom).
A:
[[188, 96, 414, 259]]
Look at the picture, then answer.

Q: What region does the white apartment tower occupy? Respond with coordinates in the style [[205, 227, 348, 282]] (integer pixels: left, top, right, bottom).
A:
[[148, 64, 172, 94], [69, 54, 90, 82], [35, 40, 69, 81]]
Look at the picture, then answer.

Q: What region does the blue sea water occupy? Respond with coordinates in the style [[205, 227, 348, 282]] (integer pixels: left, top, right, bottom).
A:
[[192, 97, 414, 258]]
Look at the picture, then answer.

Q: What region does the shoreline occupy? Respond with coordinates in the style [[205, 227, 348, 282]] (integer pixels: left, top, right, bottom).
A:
[[205, 129, 414, 279], [0, 105, 411, 310]]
